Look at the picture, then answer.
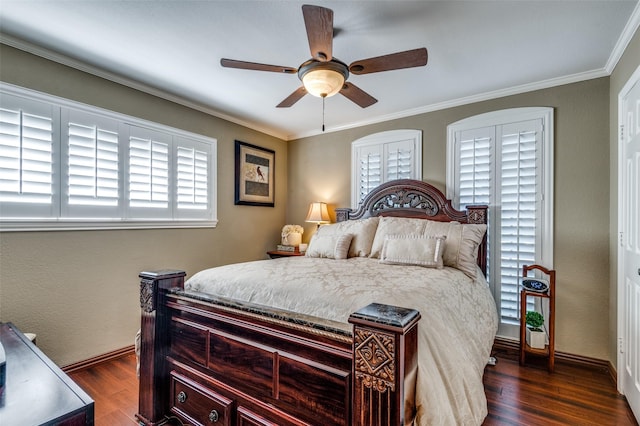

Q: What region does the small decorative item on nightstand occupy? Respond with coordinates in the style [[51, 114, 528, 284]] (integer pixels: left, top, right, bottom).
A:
[[281, 224, 304, 247], [519, 264, 556, 372]]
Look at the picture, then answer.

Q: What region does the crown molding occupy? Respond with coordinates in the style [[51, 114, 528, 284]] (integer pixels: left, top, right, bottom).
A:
[[605, 1, 640, 74], [288, 67, 609, 140]]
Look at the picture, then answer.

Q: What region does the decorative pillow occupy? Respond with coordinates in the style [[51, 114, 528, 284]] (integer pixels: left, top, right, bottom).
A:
[[371, 217, 487, 279], [370, 217, 429, 258], [312, 217, 379, 257], [305, 234, 353, 259], [379, 234, 446, 268]]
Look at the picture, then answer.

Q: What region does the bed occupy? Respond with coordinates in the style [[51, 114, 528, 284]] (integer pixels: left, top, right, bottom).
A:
[[136, 179, 498, 426]]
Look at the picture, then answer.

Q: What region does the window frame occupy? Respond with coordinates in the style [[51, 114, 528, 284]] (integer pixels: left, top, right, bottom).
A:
[[0, 83, 218, 231], [446, 107, 554, 338]]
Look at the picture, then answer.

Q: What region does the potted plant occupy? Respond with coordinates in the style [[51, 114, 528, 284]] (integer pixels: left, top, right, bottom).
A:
[[525, 311, 546, 349]]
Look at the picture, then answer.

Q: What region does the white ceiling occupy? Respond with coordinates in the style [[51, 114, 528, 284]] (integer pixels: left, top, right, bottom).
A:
[[1, 1, 639, 140]]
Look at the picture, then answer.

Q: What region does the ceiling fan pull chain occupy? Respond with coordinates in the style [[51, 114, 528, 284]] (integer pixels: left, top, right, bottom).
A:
[[322, 95, 326, 132]]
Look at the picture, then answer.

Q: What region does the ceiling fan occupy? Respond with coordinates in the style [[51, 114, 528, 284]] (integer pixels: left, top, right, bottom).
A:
[[220, 4, 428, 109]]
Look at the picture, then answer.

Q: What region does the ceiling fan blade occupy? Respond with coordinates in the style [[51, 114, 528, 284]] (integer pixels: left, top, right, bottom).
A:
[[220, 58, 297, 74], [340, 82, 377, 108], [302, 4, 333, 62], [349, 48, 428, 75], [277, 86, 307, 108]]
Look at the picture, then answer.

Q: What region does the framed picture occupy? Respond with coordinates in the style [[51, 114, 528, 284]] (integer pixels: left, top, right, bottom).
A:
[[235, 140, 275, 207]]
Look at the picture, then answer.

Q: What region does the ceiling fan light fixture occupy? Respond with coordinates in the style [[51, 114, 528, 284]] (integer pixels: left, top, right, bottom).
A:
[[299, 60, 348, 98]]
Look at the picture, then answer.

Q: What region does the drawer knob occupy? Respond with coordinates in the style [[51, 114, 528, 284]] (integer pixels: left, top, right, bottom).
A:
[[177, 391, 187, 403], [209, 409, 219, 423]]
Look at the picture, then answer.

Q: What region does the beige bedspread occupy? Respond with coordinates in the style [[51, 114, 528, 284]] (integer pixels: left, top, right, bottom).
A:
[[186, 256, 498, 426]]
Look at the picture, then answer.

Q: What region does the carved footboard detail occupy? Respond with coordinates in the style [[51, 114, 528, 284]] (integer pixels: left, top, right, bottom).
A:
[[353, 328, 396, 392], [349, 303, 421, 426]]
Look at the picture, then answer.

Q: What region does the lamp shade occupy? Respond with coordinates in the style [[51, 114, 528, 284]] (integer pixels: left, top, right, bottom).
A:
[[305, 202, 330, 224]]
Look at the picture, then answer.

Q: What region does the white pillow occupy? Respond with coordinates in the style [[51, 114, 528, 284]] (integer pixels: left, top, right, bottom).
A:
[[379, 235, 446, 268], [313, 217, 379, 257], [305, 234, 353, 259]]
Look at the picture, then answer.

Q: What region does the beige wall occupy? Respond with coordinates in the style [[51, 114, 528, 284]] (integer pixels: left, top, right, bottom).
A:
[[609, 29, 640, 369], [288, 77, 612, 360], [0, 46, 288, 366]]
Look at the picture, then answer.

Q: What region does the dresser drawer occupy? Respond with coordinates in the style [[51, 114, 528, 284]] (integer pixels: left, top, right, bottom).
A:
[[170, 372, 233, 426]]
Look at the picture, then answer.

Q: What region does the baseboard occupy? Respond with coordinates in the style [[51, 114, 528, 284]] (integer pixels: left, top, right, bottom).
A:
[[492, 337, 611, 372], [62, 344, 135, 373], [608, 361, 618, 388]]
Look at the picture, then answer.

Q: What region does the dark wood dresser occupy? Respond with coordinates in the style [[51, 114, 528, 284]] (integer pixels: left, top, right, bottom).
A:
[[0, 322, 94, 425]]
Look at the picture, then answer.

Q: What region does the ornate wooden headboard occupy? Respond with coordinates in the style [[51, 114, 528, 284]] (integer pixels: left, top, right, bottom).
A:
[[335, 179, 488, 276]]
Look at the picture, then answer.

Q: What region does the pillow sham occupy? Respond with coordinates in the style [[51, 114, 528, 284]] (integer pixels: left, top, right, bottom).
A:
[[305, 233, 353, 259], [379, 234, 446, 268], [437, 221, 487, 279], [313, 217, 379, 257]]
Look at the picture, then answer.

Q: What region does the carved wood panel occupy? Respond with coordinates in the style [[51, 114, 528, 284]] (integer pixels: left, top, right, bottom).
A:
[[353, 328, 396, 393]]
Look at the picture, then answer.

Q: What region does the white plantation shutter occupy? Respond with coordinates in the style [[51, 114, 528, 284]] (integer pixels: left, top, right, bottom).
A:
[[352, 130, 422, 207], [176, 145, 207, 210], [62, 109, 120, 218], [386, 142, 413, 181], [455, 127, 494, 280], [128, 128, 170, 218], [498, 123, 540, 323], [1, 84, 217, 230], [358, 147, 382, 205], [457, 127, 492, 208], [67, 124, 119, 205], [447, 108, 553, 339], [0, 94, 57, 218], [175, 136, 214, 220]]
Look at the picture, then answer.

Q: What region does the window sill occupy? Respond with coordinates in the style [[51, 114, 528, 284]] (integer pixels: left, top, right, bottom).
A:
[[0, 219, 218, 232]]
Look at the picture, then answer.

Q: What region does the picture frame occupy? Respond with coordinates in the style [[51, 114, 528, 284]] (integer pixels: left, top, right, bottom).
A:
[[235, 140, 275, 207]]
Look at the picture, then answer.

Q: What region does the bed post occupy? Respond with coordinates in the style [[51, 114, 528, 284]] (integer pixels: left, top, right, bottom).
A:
[[136, 269, 186, 426], [349, 303, 421, 426]]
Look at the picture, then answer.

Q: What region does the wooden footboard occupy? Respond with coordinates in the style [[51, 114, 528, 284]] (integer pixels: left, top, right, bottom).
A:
[[136, 270, 421, 426]]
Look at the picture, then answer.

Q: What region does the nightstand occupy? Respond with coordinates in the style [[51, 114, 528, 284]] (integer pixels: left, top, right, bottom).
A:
[[267, 250, 305, 259]]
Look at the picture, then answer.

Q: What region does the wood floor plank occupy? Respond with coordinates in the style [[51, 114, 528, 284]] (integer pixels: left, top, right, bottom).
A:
[[68, 351, 638, 426]]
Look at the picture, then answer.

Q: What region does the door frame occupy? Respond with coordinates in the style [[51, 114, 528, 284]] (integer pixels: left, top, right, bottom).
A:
[[617, 63, 640, 395]]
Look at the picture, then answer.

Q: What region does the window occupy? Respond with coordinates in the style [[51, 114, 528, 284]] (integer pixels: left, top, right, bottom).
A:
[[0, 84, 217, 230], [351, 129, 422, 208], [446, 108, 553, 338]]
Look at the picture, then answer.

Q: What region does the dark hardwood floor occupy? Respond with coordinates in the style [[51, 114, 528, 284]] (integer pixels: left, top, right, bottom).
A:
[[68, 352, 638, 425], [68, 353, 140, 424]]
